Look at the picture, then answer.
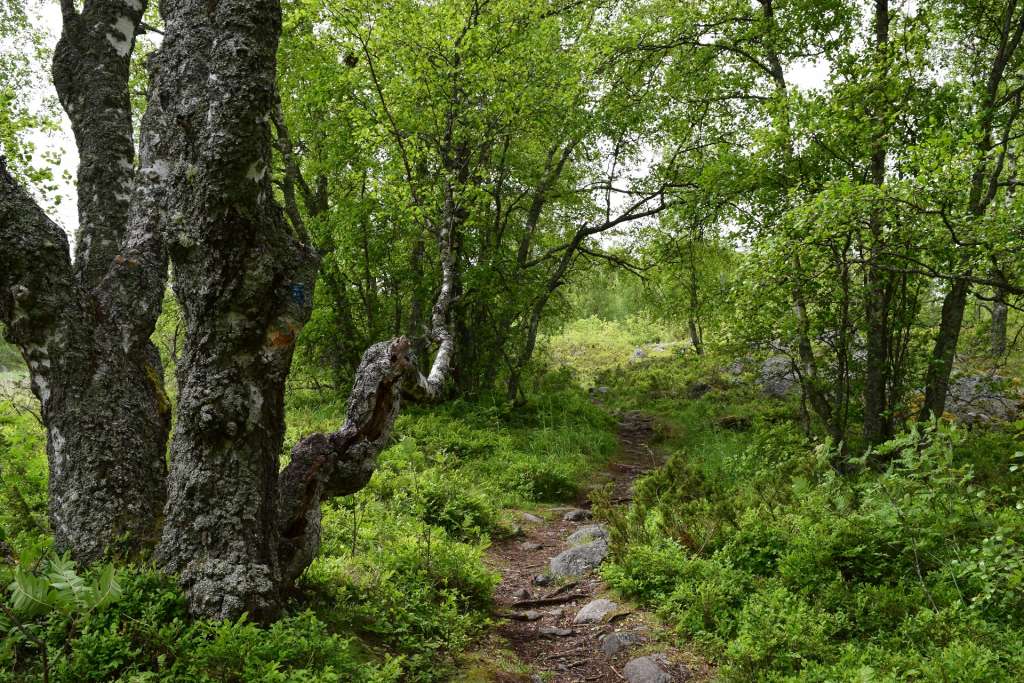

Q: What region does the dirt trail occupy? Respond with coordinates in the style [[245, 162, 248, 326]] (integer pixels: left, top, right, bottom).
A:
[[476, 411, 709, 682]]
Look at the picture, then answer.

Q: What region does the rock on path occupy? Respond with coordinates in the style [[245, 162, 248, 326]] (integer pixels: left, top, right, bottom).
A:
[[567, 524, 608, 545], [573, 598, 618, 624], [624, 654, 676, 683], [600, 630, 643, 656], [562, 508, 592, 522], [549, 538, 608, 577]]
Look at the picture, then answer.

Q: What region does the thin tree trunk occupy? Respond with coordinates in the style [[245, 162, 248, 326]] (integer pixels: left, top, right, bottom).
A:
[[686, 239, 704, 355], [918, 3, 1024, 419], [918, 277, 970, 421], [863, 0, 894, 446], [277, 206, 457, 589], [991, 272, 1009, 356]]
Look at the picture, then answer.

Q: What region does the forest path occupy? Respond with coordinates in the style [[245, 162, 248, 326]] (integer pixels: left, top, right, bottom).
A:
[[458, 411, 710, 682]]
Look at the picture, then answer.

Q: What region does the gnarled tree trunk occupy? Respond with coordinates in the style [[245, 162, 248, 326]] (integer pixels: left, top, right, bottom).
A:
[[277, 209, 457, 589], [141, 0, 319, 621], [1, 0, 170, 563], [4, 0, 461, 622]]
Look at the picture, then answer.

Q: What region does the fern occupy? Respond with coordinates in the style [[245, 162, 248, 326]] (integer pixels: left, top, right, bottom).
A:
[[4, 551, 124, 681]]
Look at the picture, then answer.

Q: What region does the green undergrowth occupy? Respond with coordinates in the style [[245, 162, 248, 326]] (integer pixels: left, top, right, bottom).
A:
[[589, 349, 1024, 681], [541, 314, 683, 387], [0, 383, 616, 682]]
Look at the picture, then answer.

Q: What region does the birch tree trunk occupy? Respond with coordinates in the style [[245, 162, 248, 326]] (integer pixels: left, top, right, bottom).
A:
[[143, 0, 319, 620], [1, 0, 170, 563]]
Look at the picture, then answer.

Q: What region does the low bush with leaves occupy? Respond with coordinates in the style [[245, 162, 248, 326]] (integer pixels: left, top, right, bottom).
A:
[[598, 354, 1024, 681]]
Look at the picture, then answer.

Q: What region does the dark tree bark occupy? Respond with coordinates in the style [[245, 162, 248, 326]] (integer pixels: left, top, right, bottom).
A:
[[862, 0, 895, 446], [919, 277, 969, 421], [53, 0, 144, 291], [1, 1, 171, 563], [141, 0, 319, 620], [990, 272, 1009, 356], [6, 0, 465, 622]]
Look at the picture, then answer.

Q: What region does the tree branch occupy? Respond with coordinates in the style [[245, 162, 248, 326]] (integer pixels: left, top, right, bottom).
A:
[[0, 157, 75, 411]]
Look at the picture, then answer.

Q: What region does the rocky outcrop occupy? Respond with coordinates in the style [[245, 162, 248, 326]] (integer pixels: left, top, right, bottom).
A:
[[945, 374, 1020, 425], [759, 354, 800, 398]]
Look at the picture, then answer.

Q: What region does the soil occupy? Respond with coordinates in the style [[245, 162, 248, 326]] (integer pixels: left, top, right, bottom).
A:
[[472, 411, 713, 682]]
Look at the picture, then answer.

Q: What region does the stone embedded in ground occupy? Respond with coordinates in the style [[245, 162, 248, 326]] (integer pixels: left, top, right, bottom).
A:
[[537, 625, 573, 638], [520, 609, 543, 621], [532, 573, 553, 586], [573, 598, 618, 624], [512, 588, 531, 600], [519, 541, 543, 551], [549, 538, 608, 577], [547, 607, 564, 618], [623, 654, 674, 683], [685, 381, 711, 399], [600, 630, 643, 656], [567, 524, 608, 545], [562, 508, 592, 522], [521, 512, 544, 524]]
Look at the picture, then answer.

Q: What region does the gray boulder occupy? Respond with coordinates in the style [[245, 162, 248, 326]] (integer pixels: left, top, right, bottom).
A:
[[562, 508, 592, 522], [549, 539, 608, 577], [567, 524, 608, 545], [520, 511, 543, 524], [623, 654, 673, 683], [573, 598, 618, 624], [759, 355, 799, 398], [945, 374, 1020, 425], [600, 631, 643, 657], [685, 381, 711, 399]]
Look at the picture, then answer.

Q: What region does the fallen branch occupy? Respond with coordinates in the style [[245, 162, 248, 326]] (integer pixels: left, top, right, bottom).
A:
[[511, 592, 590, 608]]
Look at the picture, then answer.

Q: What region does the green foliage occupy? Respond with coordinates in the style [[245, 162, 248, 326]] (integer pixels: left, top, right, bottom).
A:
[[594, 347, 1024, 681], [0, 378, 616, 681], [1, 562, 391, 683], [0, 400, 47, 544], [7, 554, 121, 617], [0, 0, 63, 203]]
